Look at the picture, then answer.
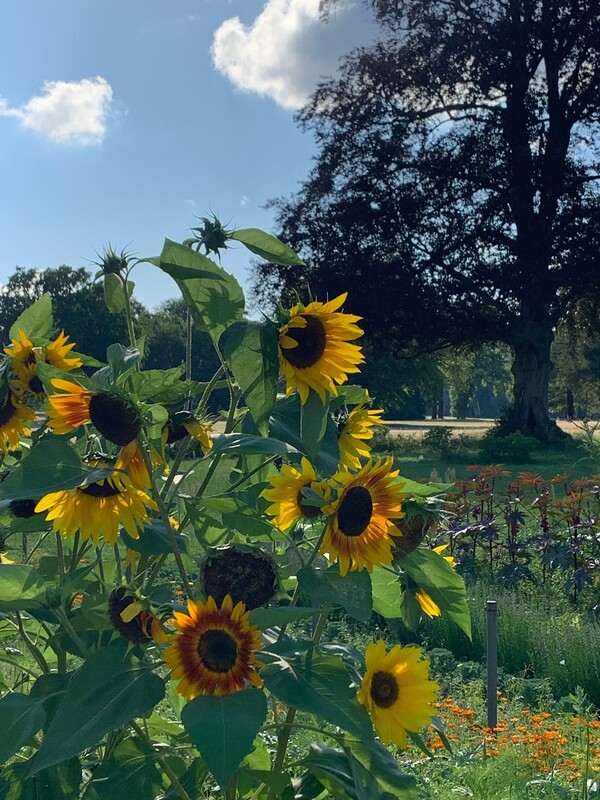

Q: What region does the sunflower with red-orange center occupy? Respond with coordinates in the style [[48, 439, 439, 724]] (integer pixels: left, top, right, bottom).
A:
[[164, 594, 264, 699], [321, 458, 405, 576]]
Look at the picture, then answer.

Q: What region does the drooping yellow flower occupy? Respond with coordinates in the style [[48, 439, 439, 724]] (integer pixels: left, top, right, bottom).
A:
[[262, 457, 329, 530], [162, 415, 213, 455], [35, 469, 156, 546], [415, 590, 441, 618], [433, 543, 457, 569], [357, 640, 439, 748], [116, 440, 153, 489], [321, 458, 405, 576], [0, 390, 35, 453], [47, 379, 141, 445], [338, 405, 384, 470], [44, 331, 83, 372], [164, 594, 264, 699], [108, 588, 168, 644], [278, 293, 364, 403], [0, 553, 15, 564]]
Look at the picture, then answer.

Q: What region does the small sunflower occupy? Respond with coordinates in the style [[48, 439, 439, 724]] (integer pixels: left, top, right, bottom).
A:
[[0, 390, 35, 453], [35, 469, 156, 546], [5, 330, 81, 386], [47, 379, 141, 445], [357, 640, 439, 748], [4, 330, 39, 375], [414, 590, 441, 618], [11, 361, 46, 400], [108, 588, 168, 643], [321, 458, 405, 576], [44, 331, 83, 371], [262, 457, 329, 530], [162, 413, 213, 454], [278, 293, 364, 403], [164, 594, 264, 699], [338, 405, 384, 470]]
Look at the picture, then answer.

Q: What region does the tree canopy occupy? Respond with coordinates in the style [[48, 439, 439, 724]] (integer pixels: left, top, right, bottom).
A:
[[254, 0, 600, 439]]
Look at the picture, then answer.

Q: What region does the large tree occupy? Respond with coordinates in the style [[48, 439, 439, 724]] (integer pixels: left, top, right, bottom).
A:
[[254, 0, 600, 439]]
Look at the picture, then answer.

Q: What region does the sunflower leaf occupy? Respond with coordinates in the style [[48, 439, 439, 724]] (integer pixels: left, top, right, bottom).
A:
[[181, 688, 268, 789], [103, 273, 135, 314], [209, 433, 299, 456], [261, 651, 374, 740], [80, 737, 163, 800], [341, 737, 419, 798], [29, 646, 166, 776], [9, 293, 53, 342], [229, 228, 305, 266], [157, 239, 245, 343], [0, 565, 50, 611], [297, 565, 373, 623], [220, 319, 279, 436], [370, 568, 403, 619], [0, 693, 47, 763], [0, 437, 112, 501]]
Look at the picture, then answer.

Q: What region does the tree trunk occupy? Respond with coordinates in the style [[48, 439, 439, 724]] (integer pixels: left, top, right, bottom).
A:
[[510, 324, 566, 441]]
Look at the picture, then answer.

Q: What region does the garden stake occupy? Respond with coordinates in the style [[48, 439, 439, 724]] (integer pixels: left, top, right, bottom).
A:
[[487, 599, 498, 730]]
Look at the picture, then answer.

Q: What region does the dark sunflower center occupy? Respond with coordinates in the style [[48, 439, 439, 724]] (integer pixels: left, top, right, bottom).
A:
[[89, 393, 141, 446], [166, 422, 187, 444], [198, 629, 238, 672], [297, 484, 321, 518], [79, 480, 122, 498], [370, 670, 399, 708], [29, 375, 44, 394], [10, 499, 37, 518], [337, 486, 373, 537], [0, 398, 17, 426], [282, 315, 326, 369]]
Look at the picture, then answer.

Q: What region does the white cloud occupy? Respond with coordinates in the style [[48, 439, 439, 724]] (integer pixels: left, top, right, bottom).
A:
[[0, 77, 114, 145], [212, 0, 377, 109]]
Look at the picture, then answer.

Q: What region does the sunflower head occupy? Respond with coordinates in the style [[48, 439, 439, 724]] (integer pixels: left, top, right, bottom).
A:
[[321, 459, 405, 576], [164, 594, 264, 699], [11, 361, 46, 400], [262, 456, 329, 531], [163, 411, 213, 454], [201, 546, 277, 610], [0, 389, 35, 453], [337, 404, 384, 471], [44, 331, 82, 372], [278, 293, 364, 403], [392, 514, 435, 559], [108, 588, 167, 643], [357, 640, 439, 748], [9, 498, 38, 519]]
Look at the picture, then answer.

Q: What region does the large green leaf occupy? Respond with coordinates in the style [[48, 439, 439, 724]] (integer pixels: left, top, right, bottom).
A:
[[297, 565, 372, 623], [120, 520, 188, 555], [343, 736, 418, 798], [0, 438, 111, 502], [399, 548, 471, 637], [210, 433, 298, 456], [82, 737, 163, 800], [0, 758, 81, 800], [261, 651, 374, 740], [181, 688, 267, 788], [301, 390, 330, 463], [0, 565, 48, 612], [30, 646, 165, 775], [157, 239, 244, 343], [0, 694, 47, 763], [269, 395, 340, 474], [9, 294, 53, 342], [230, 228, 304, 266], [220, 320, 279, 435], [103, 274, 135, 314], [370, 568, 403, 619]]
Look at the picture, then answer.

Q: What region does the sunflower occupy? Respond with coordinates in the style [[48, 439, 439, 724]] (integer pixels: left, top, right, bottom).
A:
[[0, 553, 15, 565], [5, 329, 81, 383], [414, 590, 442, 618], [338, 405, 384, 470], [164, 594, 264, 699], [162, 414, 213, 454], [0, 390, 35, 453], [108, 588, 168, 643], [262, 457, 329, 530], [201, 546, 277, 610], [47, 379, 141, 445], [35, 469, 156, 546], [278, 293, 364, 403], [321, 458, 405, 576], [357, 640, 439, 748], [11, 362, 46, 400], [115, 440, 153, 489]]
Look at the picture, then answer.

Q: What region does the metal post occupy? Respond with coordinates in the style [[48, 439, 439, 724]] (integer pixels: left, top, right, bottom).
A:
[[486, 599, 498, 730]]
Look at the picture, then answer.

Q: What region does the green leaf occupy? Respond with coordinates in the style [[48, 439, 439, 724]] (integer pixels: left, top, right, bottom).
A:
[[343, 737, 418, 799], [142, 403, 169, 439], [157, 239, 245, 343], [398, 477, 452, 498], [269, 395, 340, 474], [9, 294, 53, 342], [301, 390, 330, 462], [103, 274, 135, 314], [298, 565, 373, 623], [210, 433, 298, 456], [30, 646, 166, 775], [230, 228, 305, 266], [248, 606, 322, 628], [0, 565, 48, 611], [302, 744, 376, 800], [370, 568, 403, 619], [400, 548, 471, 637], [0, 758, 81, 800], [106, 343, 141, 378], [129, 367, 185, 401], [82, 737, 163, 800], [181, 688, 267, 788], [0, 438, 111, 501], [261, 651, 374, 740], [220, 320, 279, 435], [120, 520, 188, 555], [0, 694, 47, 763]]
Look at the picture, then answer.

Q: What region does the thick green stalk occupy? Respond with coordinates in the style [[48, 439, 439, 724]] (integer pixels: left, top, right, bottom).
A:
[[15, 612, 50, 674], [131, 721, 193, 800]]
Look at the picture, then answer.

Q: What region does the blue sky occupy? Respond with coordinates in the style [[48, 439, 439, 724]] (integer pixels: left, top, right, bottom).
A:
[[0, 0, 377, 311]]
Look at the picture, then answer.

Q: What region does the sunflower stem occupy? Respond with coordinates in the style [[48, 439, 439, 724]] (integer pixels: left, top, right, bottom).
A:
[[24, 530, 52, 565], [56, 534, 66, 581], [53, 607, 91, 659], [195, 364, 226, 417], [162, 437, 192, 500], [120, 272, 138, 352], [224, 774, 238, 800], [113, 544, 123, 584], [142, 553, 167, 594], [194, 386, 241, 500], [185, 309, 193, 408], [69, 532, 81, 571], [14, 612, 50, 674], [131, 720, 193, 800]]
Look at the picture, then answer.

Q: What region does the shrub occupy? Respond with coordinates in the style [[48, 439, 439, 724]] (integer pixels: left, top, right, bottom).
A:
[[423, 426, 454, 456], [479, 430, 537, 462]]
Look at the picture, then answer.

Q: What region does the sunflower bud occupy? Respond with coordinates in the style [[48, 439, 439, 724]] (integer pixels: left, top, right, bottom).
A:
[[188, 215, 234, 256]]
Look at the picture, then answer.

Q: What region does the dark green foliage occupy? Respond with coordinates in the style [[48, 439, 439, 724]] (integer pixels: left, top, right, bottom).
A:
[[479, 431, 538, 463]]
